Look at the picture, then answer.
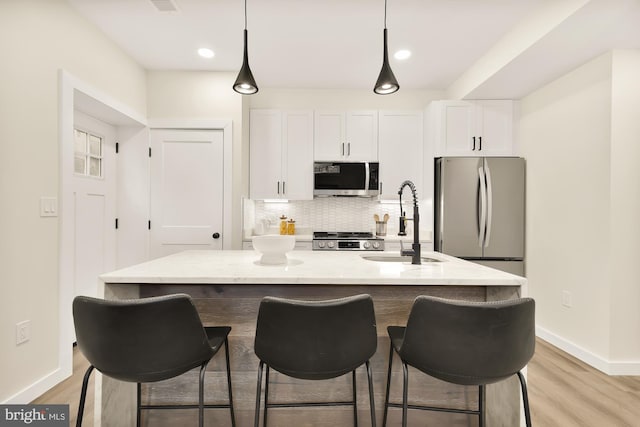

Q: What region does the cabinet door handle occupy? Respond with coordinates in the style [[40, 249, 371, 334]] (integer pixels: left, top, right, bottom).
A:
[[479, 136, 482, 151], [347, 142, 351, 156], [472, 136, 476, 151], [342, 143, 345, 156], [282, 181, 286, 195], [277, 181, 280, 194]]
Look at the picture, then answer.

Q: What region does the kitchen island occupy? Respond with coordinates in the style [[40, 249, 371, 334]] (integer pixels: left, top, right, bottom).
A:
[[97, 250, 527, 427]]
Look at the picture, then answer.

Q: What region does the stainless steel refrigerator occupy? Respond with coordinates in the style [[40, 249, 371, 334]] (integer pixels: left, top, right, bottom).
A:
[[434, 157, 525, 276]]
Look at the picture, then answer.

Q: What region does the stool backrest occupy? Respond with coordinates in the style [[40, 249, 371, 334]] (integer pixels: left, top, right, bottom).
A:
[[399, 296, 535, 385], [73, 294, 214, 383], [254, 294, 377, 380]]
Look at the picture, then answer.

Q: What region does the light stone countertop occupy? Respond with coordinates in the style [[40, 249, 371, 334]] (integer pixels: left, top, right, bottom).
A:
[[101, 250, 526, 287]]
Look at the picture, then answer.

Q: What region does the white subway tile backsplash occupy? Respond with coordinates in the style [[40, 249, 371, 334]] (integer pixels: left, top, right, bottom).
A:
[[254, 198, 419, 235]]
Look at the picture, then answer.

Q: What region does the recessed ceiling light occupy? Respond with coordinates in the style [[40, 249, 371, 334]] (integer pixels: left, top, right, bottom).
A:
[[198, 48, 214, 59], [394, 50, 411, 60]]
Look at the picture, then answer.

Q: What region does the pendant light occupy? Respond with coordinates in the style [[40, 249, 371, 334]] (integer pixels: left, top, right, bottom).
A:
[[374, 0, 399, 95], [233, 0, 258, 94]]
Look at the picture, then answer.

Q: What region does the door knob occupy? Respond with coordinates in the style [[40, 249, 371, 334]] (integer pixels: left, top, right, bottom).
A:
[[212, 233, 220, 239]]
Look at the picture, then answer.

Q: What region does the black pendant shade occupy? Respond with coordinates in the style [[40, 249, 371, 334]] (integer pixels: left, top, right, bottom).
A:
[[233, 0, 258, 95], [374, 28, 399, 95], [233, 29, 258, 95]]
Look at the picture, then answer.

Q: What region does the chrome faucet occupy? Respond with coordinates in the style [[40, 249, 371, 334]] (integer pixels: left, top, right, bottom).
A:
[[398, 180, 421, 265]]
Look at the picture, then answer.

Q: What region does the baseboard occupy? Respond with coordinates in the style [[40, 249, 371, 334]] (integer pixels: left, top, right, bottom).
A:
[[536, 326, 640, 376], [1, 368, 71, 405]]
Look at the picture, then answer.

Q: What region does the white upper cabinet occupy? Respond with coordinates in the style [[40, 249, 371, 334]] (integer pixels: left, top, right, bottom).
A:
[[250, 109, 313, 200], [432, 100, 513, 157], [378, 110, 424, 200], [282, 111, 314, 199], [250, 110, 282, 200], [314, 110, 378, 161]]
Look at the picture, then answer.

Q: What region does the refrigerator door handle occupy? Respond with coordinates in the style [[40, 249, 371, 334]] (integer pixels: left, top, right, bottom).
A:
[[478, 166, 487, 248], [484, 160, 493, 248]]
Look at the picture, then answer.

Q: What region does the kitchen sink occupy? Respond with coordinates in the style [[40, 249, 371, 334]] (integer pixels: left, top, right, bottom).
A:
[[360, 255, 442, 263]]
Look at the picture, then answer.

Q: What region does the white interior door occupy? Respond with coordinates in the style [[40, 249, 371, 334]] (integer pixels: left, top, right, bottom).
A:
[[72, 111, 116, 299], [150, 129, 225, 259]]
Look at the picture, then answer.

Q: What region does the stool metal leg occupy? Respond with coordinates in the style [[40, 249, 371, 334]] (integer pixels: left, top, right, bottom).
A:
[[264, 365, 270, 427], [223, 337, 236, 427], [352, 370, 358, 427], [517, 371, 532, 427], [198, 362, 208, 427], [366, 361, 376, 427], [401, 362, 409, 427], [76, 365, 95, 427], [382, 344, 394, 427], [136, 382, 141, 427], [254, 361, 264, 427], [479, 384, 486, 427]]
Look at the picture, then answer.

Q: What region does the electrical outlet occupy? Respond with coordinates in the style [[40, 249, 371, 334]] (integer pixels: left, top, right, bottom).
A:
[[561, 291, 572, 308], [16, 320, 31, 345]]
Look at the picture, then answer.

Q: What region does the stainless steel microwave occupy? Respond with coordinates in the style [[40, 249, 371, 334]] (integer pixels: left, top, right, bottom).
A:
[[313, 161, 380, 197]]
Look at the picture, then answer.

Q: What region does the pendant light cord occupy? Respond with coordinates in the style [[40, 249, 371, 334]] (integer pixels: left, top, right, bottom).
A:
[[244, 0, 247, 30], [384, 0, 387, 29]]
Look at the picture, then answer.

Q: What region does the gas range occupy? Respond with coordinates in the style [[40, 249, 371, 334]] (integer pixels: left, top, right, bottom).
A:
[[312, 231, 385, 251]]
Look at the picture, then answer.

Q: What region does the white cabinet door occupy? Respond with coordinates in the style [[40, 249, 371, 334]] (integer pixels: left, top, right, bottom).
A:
[[282, 111, 313, 200], [314, 110, 378, 161], [314, 111, 344, 161], [346, 110, 378, 161], [434, 100, 513, 157], [250, 109, 313, 200], [378, 110, 424, 199], [250, 110, 283, 199], [439, 101, 475, 156], [474, 100, 513, 156]]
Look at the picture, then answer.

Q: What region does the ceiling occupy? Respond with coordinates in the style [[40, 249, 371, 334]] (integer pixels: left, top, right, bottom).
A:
[[67, 0, 640, 99]]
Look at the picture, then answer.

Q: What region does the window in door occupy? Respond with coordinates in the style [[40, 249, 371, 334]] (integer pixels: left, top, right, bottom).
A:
[[74, 128, 103, 178]]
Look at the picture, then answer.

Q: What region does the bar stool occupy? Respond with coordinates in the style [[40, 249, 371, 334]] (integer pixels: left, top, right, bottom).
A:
[[382, 296, 535, 427], [253, 294, 377, 427], [73, 294, 236, 427]]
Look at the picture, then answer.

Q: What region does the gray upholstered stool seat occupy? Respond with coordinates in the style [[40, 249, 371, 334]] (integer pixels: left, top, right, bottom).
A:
[[383, 296, 535, 427], [72, 294, 235, 427], [253, 294, 378, 427]]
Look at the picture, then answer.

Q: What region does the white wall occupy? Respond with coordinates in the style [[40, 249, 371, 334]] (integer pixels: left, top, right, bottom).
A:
[[248, 87, 444, 110], [519, 50, 640, 373], [608, 50, 640, 363], [0, 0, 146, 402], [146, 71, 245, 248]]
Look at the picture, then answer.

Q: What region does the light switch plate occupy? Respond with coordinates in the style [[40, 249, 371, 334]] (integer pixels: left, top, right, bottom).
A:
[[40, 197, 58, 217], [16, 320, 30, 345], [561, 290, 572, 308]]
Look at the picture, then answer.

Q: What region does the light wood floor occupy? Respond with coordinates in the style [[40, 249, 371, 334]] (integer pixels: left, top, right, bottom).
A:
[[33, 338, 640, 426], [32, 345, 94, 426], [527, 339, 640, 426]]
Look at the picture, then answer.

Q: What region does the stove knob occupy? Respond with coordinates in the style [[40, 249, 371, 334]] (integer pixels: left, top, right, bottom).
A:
[[363, 241, 371, 249], [372, 241, 380, 249], [327, 241, 335, 248], [318, 241, 326, 248]]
